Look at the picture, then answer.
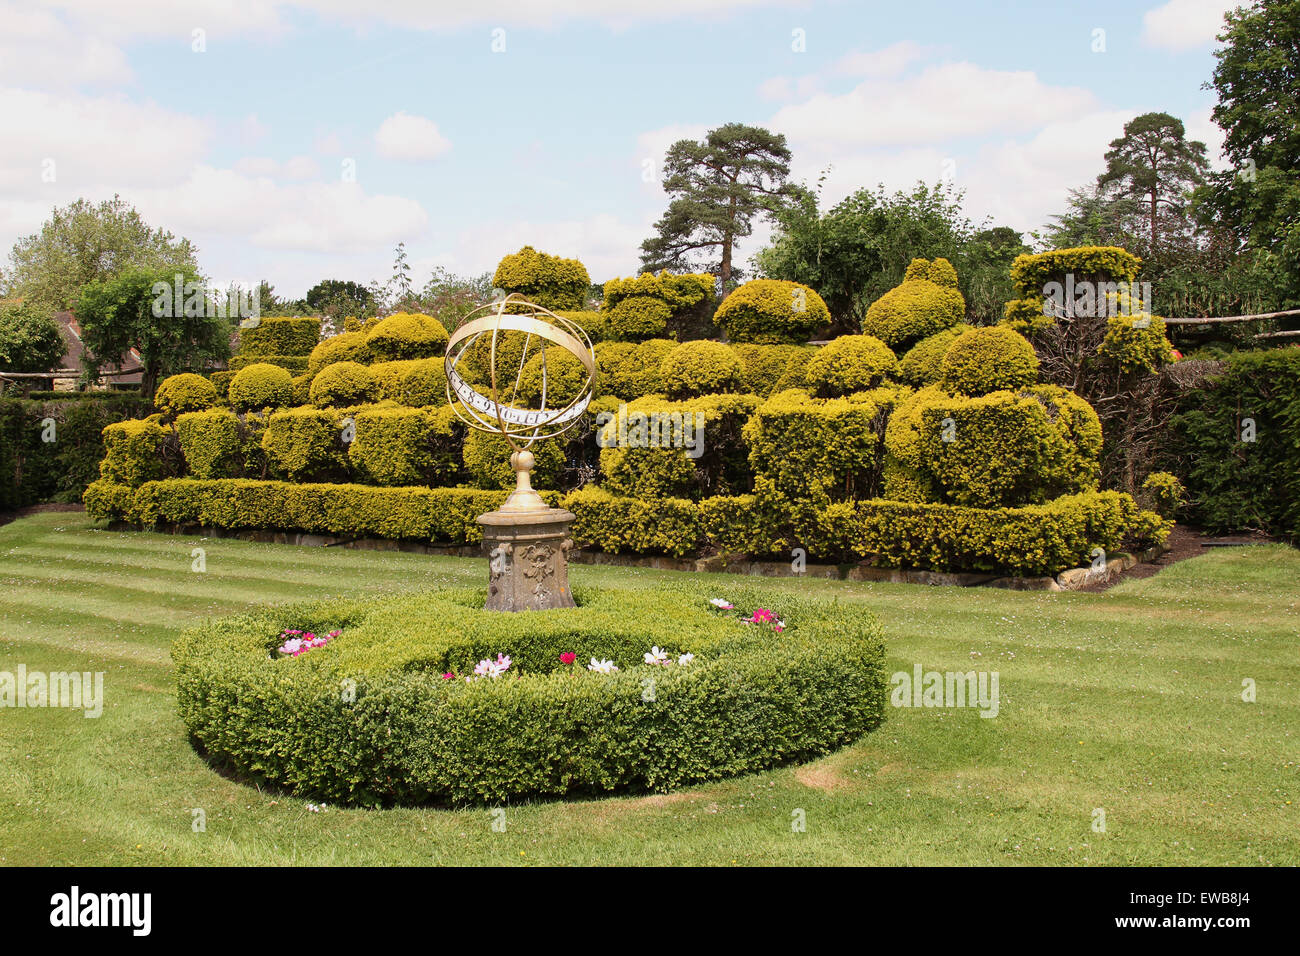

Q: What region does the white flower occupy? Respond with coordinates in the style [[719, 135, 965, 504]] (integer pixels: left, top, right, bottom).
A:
[[588, 658, 618, 674], [677, 653, 695, 666], [709, 599, 734, 610], [644, 646, 671, 665]]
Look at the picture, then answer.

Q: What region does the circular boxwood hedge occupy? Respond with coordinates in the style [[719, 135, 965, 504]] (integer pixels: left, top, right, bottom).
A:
[[940, 326, 1039, 396], [897, 324, 971, 387], [604, 295, 671, 341], [153, 373, 218, 418], [309, 361, 377, 407], [365, 312, 450, 362], [173, 584, 889, 805], [306, 331, 371, 376], [659, 340, 745, 399], [802, 335, 897, 397], [228, 363, 294, 412], [713, 279, 829, 344]]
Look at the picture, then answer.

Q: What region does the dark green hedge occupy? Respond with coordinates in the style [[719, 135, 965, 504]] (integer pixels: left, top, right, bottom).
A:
[[0, 394, 151, 510], [1168, 349, 1300, 540], [172, 584, 889, 805]]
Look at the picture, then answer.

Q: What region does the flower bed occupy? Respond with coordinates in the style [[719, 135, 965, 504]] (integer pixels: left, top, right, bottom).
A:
[[172, 584, 889, 805]]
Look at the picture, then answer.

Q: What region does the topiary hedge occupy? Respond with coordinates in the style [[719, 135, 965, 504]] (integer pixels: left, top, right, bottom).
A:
[[364, 313, 450, 362], [309, 361, 377, 408], [897, 325, 970, 387], [348, 406, 461, 487], [713, 279, 829, 344], [154, 373, 218, 419], [369, 358, 448, 408], [238, 317, 322, 357], [261, 407, 350, 482], [306, 331, 372, 377], [802, 335, 897, 397], [493, 246, 591, 311], [604, 295, 671, 341], [172, 584, 889, 806], [596, 339, 676, 400], [939, 326, 1039, 396], [862, 258, 965, 349], [659, 340, 745, 399], [229, 363, 294, 413]]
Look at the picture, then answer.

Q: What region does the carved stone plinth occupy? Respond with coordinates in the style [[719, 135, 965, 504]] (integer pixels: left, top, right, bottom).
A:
[[479, 507, 577, 612]]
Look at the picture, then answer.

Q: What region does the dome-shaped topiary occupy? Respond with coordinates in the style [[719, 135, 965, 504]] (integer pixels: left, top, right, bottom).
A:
[[713, 279, 829, 344], [1098, 314, 1173, 374], [939, 326, 1039, 396], [862, 259, 966, 348], [229, 363, 294, 412], [369, 358, 448, 408], [492, 246, 591, 311], [897, 324, 971, 387], [364, 312, 450, 362], [604, 295, 671, 341], [659, 340, 745, 399], [306, 331, 371, 376], [154, 373, 218, 418], [802, 335, 897, 397], [515, 347, 590, 409], [309, 361, 377, 407]]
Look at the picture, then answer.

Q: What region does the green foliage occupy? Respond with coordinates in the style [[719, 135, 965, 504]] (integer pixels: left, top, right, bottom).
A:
[[100, 418, 175, 486], [516, 347, 590, 409], [744, 387, 899, 502], [897, 325, 970, 387], [713, 279, 829, 344], [462, 429, 565, 491], [1139, 471, 1186, 519], [309, 362, 377, 408], [364, 312, 450, 362], [659, 340, 745, 399], [1099, 315, 1173, 374], [170, 584, 888, 805], [640, 123, 799, 287], [261, 408, 350, 482], [153, 373, 218, 418], [564, 486, 702, 556], [597, 394, 759, 500], [175, 410, 242, 479], [595, 339, 676, 400], [940, 326, 1039, 396], [238, 317, 321, 357], [1009, 246, 1143, 299], [4, 196, 198, 313], [369, 359, 448, 407], [604, 295, 671, 341], [731, 343, 815, 398], [862, 259, 965, 349], [0, 301, 65, 373], [492, 246, 591, 311], [75, 266, 230, 397], [306, 331, 372, 376], [229, 363, 294, 412], [228, 354, 309, 374], [803, 335, 897, 397], [914, 386, 1102, 508], [1168, 348, 1300, 538], [348, 406, 461, 487]]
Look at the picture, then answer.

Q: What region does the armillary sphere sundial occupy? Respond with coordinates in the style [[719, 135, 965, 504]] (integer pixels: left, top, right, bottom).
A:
[[445, 294, 596, 611]]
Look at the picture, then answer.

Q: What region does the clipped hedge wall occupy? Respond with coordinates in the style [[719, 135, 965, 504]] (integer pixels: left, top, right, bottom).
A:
[[238, 317, 321, 357], [348, 406, 461, 487], [172, 584, 889, 805]]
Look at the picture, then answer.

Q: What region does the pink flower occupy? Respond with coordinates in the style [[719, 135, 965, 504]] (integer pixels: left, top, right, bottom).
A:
[[441, 672, 456, 680], [560, 652, 577, 665]]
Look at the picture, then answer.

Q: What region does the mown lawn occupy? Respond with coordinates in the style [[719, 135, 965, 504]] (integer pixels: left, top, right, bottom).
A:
[[0, 511, 1296, 866]]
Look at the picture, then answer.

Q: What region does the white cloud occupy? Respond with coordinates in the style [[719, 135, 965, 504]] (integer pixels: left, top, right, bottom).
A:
[[0, 3, 133, 88], [1142, 0, 1236, 51], [374, 111, 452, 162], [834, 41, 930, 78], [770, 61, 1097, 148]]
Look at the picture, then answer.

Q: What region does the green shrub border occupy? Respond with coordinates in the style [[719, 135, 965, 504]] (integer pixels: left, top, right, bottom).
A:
[[172, 584, 890, 805]]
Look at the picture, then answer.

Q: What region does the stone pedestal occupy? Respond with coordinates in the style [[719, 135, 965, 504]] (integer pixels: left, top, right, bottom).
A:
[[479, 508, 577, 612]]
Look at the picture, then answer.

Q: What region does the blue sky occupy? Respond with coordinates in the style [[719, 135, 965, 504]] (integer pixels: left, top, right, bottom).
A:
[[0, 0, 1240, 298]]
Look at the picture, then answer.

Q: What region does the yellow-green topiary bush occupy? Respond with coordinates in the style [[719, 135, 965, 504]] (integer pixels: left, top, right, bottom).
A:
[[176, 409, 242, 479], [229, 363, 294, 413], [462, 429, 565, 491], [1099, 314, 1173, 374], [262, 408, 350, 483], [939, 326, 1039, 396], [802, 335, 897, 397], [493, 246, 591, 311], [154, 373, 218, 418], [238, 317, 321, 357], [309, 361, 378, 408], [516, 347, 591, 409], [348, 406, 461, 487], [369, 358, 448, 407], [99, 418, 174, 486], [306, 331, 371, 377], [862, 258, 965, 348], [604, 295, 671, 341], [601, 272, 715, 341], [730, 344, 815, 398], [364, 313, 450, 362], [596, 339, 676, 400], [659, 340, 745, 399], [713, 279, 829, 344], [897, 325, 971, 387]]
